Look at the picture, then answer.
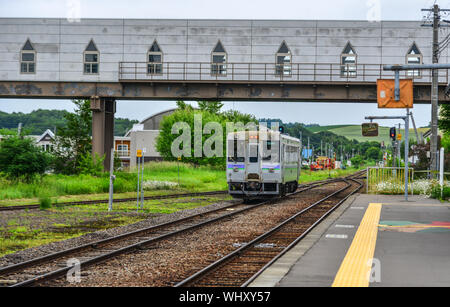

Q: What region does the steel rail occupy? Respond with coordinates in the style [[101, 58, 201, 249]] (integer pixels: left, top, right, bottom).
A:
[[6, 180, 335, 287], [241, 177, 364, 287], [174, 178, 355, 287]]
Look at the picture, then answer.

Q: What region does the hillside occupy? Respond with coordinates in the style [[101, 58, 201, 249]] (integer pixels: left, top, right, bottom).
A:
[[307, 124, 428, 144], [0, 109, 138, 136]]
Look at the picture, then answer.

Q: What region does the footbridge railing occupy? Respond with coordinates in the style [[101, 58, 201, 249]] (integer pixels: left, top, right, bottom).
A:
[[119, 62, 450, 83]]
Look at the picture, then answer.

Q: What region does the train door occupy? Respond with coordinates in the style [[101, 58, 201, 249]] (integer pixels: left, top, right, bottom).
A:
[[245, 142, 261, 181]]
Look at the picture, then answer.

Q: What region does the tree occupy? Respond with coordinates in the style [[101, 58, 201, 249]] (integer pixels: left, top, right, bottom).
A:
[[52, 99, 93, 174], [366, 147, 381, 161], [439, 104, 450, 133], [0, 134, 51, 181], [197, 101, 224, 114], [156, 102, 256, 167], [350, 155, 364, 168]]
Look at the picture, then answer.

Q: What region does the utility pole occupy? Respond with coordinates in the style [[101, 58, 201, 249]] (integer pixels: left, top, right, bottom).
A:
[[421, 4, 450, 175]]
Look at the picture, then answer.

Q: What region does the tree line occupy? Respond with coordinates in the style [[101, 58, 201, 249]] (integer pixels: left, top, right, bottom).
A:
[[0, 109, 138, 136]]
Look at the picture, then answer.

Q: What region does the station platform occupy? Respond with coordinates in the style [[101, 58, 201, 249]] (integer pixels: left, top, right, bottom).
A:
[[249, 194, 450, 287]]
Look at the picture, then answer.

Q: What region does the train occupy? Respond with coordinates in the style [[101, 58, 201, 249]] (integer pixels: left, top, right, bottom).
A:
[[226, 128, 301, 201]]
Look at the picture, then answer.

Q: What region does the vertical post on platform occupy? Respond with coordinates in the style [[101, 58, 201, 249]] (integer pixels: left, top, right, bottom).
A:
[[178, 156, 181, 186], [108, 147, 115, 212], [137, 151, 141, 211], [440, 147, 445, 198], [404, 111, 410, 201], [141, 156, 144, 209]]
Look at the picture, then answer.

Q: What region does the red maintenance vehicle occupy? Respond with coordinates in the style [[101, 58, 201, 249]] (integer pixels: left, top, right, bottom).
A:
[[310, 156, 335, 171]]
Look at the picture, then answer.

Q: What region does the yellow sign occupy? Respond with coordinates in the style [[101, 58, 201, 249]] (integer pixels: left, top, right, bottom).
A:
[[137, 150, 143, 158], [377, 79, 413, 109], [178, 157, 182, 161], [397, 134, 402, 141]]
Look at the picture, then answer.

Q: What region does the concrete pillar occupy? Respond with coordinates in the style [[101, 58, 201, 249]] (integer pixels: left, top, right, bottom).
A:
[[90, 96, 116, 171]]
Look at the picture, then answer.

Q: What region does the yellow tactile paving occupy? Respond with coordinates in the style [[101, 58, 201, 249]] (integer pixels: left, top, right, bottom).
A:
[[332, 203, 382, 287]]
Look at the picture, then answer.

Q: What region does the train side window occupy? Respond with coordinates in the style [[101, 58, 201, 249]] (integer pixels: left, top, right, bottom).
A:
[[263, 141, 279, 162]]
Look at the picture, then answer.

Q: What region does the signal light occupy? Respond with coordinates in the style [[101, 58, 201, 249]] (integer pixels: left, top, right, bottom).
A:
[[279, 126, 285, 134], [389, 127, 396, 141]]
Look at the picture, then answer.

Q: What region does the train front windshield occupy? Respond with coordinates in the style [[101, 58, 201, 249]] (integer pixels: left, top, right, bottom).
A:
[[227, 139, 245, 162], [262, 141, 280, 163]]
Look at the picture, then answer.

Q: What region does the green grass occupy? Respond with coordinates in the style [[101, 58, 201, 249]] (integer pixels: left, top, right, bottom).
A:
[[0, 162, 227, 205], [299, 167, 364, 183]]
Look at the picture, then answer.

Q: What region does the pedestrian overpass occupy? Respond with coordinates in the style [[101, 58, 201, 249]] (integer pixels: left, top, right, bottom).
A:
[[1, 18, 449, 168]]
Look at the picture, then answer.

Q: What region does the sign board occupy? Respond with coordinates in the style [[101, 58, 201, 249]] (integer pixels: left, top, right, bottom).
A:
[[361, 123, 379, 137], [397, 134, 402, 141], [137, 150, 143, 158], [377, 79, 413, 109]]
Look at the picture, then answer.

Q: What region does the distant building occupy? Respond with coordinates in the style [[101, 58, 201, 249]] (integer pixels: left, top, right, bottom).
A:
[[0, 128, 56, 152], [35, 129, 55, 152], [114, 108, 176, 168]]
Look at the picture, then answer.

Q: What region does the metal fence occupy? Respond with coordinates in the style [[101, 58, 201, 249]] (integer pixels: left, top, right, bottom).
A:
[[119, 62, 450, 83], [366, 167, 415, 195]]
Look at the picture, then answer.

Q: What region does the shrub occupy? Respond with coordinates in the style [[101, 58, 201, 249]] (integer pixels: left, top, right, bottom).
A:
[[39, 196, 52, 210], [0, 135, 52, 182]]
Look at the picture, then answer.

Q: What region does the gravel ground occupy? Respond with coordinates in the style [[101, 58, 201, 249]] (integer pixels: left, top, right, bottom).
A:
[[43, 183, 345, 287], [0, 198, 238, 268]]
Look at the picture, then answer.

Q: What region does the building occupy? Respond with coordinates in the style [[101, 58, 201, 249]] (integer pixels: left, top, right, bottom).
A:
[[114, 108, 176, 168], [0, 128, 55, 151], [35, 129, 55, 152], [0, 18, 446, 83]]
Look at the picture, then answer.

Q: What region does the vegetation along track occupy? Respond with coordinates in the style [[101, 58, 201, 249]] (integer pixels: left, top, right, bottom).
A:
[[0, 180, 332, 287], [175, 172, 364, 287], [0, 191, 230, 212]]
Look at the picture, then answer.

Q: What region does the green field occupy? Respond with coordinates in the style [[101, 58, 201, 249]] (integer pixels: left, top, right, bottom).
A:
[[308, 124, 428, 144]]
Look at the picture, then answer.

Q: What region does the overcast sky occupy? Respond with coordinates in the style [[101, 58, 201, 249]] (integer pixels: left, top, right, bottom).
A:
[[0, 0, 447, 128]]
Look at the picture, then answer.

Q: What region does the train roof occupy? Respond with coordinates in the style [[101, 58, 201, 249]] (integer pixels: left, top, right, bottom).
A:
[[227, 128, 300, 144]]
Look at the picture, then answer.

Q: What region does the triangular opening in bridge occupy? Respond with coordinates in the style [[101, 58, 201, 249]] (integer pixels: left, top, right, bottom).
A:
[[22, 39, 34, 51], [149, 40, 162, 52], [342, 42, 356, 55], [85, 39, 98, 52], [277, 41, 290, 54], [213, 41, 226, 53], [407, 42, 421, 55]]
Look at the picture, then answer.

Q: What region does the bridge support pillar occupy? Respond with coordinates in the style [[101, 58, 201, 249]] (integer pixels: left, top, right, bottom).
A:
[[90, 97, 116, 171]]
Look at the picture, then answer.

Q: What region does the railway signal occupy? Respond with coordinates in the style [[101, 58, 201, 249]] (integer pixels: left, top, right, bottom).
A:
[[390, 127, 396, 141]]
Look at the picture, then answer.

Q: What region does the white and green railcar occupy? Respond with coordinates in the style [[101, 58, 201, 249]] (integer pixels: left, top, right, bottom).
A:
[[226, 129, 301, 201]]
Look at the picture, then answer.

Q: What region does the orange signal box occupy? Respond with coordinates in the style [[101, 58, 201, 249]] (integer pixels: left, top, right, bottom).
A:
[[397, 134, 402, 141], [377, 79, 413, 109]]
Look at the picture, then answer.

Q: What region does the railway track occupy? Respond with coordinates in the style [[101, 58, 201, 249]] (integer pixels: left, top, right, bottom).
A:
[[0, 179, 332, 287], [174, 173, 364, 287], [0, 191, 229, 212]]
